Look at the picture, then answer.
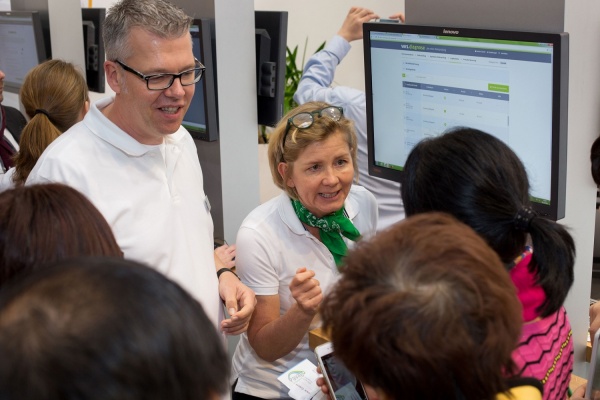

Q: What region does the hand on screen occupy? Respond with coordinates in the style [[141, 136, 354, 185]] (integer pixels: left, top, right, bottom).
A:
[[338, 7, 379, 42], [388, 13, 405, 23]]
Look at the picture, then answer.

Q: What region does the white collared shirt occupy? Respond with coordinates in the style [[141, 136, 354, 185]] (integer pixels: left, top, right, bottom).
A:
[[27, 97, 222, 327], [231, 186, 378, 398]]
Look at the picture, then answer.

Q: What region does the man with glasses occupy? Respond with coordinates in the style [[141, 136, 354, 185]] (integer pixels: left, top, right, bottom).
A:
[[26, 0, 255, 337], [294, 7, 405, 231]]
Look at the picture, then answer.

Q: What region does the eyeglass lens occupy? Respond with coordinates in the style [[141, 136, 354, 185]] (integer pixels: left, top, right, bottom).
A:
[[147, 68, 204, 90], [290, 106, 342, 129]]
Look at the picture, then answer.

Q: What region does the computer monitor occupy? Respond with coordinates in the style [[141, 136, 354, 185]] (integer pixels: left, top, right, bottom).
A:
[[81, 8, 106, 93], [363, 23, 569, 220], [0, 10, 49, 93], [182, 18, 218, 142], [255, 11, 288, 127]]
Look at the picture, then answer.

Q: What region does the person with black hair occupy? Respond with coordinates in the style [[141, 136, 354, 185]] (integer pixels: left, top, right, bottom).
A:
[[401, 127, 575, 400], [0, 256, 230, 400]]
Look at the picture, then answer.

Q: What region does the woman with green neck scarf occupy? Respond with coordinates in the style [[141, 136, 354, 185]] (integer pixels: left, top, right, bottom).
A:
[[231, 101, 378, 399]]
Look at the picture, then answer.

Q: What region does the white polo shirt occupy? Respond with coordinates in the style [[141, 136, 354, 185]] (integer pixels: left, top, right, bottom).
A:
[[27, 97, 222, 327], [232, 186, 378, 398]]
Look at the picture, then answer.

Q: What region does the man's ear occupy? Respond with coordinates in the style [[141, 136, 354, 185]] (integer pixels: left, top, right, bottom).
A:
[[105, 61, 123, 94]]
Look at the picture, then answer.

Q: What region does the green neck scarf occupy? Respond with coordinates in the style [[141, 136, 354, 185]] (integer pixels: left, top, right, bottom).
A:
[[291, 198, 361, 266]]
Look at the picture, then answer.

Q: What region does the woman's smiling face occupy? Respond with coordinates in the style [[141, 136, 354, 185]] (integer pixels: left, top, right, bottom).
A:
[[279, 130, 354, 218]]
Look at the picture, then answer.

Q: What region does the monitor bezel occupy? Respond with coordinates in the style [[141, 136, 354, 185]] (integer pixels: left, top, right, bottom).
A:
[[81, 8, 106, 93], [182, 18, 219, 142], [254, 11, 288, 127], [363, 23, 568, 220]]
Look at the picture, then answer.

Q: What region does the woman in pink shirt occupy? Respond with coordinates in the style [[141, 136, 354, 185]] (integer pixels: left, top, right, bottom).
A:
[[402, 127, 575, 400]]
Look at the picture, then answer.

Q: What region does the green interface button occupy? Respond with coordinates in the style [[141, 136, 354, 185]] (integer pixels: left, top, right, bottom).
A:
[[488, 83, 509, 93]]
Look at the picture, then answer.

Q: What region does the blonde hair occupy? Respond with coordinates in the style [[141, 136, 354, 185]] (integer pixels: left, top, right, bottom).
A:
[[12, 60, 89, 186], [267, 101, 358, 199]]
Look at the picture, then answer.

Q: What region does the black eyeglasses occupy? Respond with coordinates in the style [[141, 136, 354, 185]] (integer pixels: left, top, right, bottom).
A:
[[115, 58, 205, 90], [282, 106, 344, 144]]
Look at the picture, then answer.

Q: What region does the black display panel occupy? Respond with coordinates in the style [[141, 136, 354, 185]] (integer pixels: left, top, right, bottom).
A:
[[255, 11, 287, 127], [81, 8, 105, 93], [364, 23, 569, 220], [182, 18, 218, 142]]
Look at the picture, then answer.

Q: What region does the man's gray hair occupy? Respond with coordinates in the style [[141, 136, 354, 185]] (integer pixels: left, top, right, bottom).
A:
[[103, 0, 193, 61]]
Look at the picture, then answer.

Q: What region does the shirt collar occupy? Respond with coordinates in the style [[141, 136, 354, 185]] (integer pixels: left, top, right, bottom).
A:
[[85, 97, 186, 156], [278, 187, 360, 234]]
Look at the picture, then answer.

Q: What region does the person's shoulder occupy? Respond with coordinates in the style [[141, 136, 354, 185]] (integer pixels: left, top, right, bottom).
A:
[[349, 184, 377, 202], [241, 194, 285, 230], [0, 167, 16, 192], [27, 124, 94, 183], [40, 125, 88, 155], [346, 185, 378, 227]]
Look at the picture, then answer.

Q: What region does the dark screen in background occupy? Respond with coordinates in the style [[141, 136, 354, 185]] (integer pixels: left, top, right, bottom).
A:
[[184, 25, 207, 132]]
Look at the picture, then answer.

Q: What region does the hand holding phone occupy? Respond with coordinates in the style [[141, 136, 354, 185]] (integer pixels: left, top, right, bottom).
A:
[[314, 342, 368, 400]]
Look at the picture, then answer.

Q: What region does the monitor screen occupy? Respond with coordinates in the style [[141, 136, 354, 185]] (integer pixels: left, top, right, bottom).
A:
[[182, 18, 218, 142], [364, 23, 568, 220], [0, 10, 49, 93]]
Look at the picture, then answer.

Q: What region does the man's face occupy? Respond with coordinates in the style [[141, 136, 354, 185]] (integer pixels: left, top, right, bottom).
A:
[[109, 27, 196, 145], [0, 69, 5, 103]]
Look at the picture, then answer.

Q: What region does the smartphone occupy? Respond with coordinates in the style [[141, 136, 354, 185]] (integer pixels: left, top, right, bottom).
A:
[[587, 329, 600, 399], [314, 342, 369, 400]]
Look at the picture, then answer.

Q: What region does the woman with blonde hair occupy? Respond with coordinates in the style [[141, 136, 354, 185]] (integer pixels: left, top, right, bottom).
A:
[[0, 59, 89, 189], [231, 101, 378, 399]]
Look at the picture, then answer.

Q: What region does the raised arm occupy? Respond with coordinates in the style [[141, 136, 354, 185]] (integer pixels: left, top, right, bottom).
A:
[[293, 7, 374, 107], [337, 7, 379, 42]]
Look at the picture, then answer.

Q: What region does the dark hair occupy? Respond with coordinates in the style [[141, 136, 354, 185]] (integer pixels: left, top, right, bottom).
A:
[[0, 184, 122, 288], [0, 256, 229, 400], [591, 136, 600, 185], [321, 212, 522, 400], [401, 127, 574, 317]]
